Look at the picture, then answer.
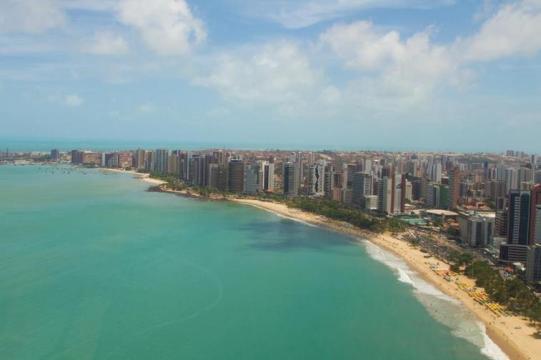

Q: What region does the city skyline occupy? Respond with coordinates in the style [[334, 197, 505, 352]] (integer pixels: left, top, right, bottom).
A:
[[1, 0, 541, 151]]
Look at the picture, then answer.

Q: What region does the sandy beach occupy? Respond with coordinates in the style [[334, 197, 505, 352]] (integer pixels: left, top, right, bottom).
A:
[[232, 198, 541, 360], [100, 168, 167, 186]]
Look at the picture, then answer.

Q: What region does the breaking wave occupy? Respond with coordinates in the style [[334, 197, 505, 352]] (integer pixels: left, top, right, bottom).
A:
[[363, 241, 508, 360]]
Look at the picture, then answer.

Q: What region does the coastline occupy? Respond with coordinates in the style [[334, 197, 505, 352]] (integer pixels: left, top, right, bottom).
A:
[[99, 168, 167, 186], [231, 198, 540, 360], [106, 169, 539, 360]]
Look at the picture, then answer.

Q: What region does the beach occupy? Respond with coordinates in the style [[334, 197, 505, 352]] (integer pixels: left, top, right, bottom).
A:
[[232, 198, 541, 360], [100, 168, 167, 186]]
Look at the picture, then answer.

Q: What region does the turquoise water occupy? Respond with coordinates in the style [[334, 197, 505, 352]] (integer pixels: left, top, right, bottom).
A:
[[0, 165, 499, 359]]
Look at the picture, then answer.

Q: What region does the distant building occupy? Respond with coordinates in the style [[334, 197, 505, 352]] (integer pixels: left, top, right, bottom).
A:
[[208, 163, 228, 191], [309, 162, 325, 196], [352, 172, 372, 207], [71, 150, 83, 164], [426, 183, 440, 208], [448, 166, 461, 209], [323, 165, 335, 199], [50, 149, 60, 162], [458, 213, 494, 247], [529, 184, 541, 245], [134, 149, 146, 170], [167, 153, 181, 176], [283, 162, 299, 196], [191, 155, 209, 187], [364, 195, 378, 211], [72, 151, 101, 167], [507, 190, 531, 246], [500, 243, 529, 264], [244, 163, 260, 195], [117, 152, 133, 169], [377, 177, 393, 214], [152, 149, 169, 174], [228, 159, 245, 193], [526, 245, 541, 284], [260, 161, 275, 192]]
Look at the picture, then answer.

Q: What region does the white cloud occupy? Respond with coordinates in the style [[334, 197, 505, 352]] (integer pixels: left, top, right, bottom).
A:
[[247, 0, 454, 29], [320, 21, 457, 104], [463, 0, 541, 61], [317, 0, 541, 109], [65, 94, 84, 107], [83, 31, 129, 55], [0, 0, 66, 33], [117, 0, 206, 56], [194, 41, 322, 105]]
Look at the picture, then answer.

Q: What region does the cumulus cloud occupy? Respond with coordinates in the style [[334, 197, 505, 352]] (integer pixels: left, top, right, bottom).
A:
[[65, 94, 84, 107], [194, 41, 321, 104], [317, 0, 541, 107], [117, 0, 206, 56], [82, 31, 129, 55], [320, 21, 458, 104], [463, 0, 541, 61], [0, 0, 66, 33]]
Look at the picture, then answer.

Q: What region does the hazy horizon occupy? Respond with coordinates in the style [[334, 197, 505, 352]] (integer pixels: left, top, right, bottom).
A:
[[0, 136, 535, 154]]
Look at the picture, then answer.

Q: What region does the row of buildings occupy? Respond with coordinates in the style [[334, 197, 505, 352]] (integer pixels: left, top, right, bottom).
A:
[[65, 148, 541, 284]]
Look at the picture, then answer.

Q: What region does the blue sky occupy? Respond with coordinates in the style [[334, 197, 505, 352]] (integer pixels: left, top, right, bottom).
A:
[[1, 0, 541, 152]]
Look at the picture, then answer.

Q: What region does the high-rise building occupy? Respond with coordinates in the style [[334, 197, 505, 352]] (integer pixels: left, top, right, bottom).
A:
[[283, 162, 298, 196], [526, 245, 541, 284], [152, 149, 169, 174], [377, 177, 393, 214], [404, 180, 412, 202], [504, 167, 518, 194], [208, 163, 228, 191], [529, 184, 541, 245], [352, 172, 372, 206], [190, 155, 209, 187], [500, 190, 531, 264], [71, 150, 83, 164], [323, 164, 335, 199], [426, 183, 440, 208], [448, 166, 461, 209], [50, 149, 60, 162], [228, 159, 245, 193], [430, 163, 442, 183], [495, 210, 508, 237], [458, 213, 494, 247], [73, 151, 101, 167], [115, 152, 132, 169], [244, 163, 260, 195], [144, 151, 153, 172], [507, 190, 531, 246], [134, 149, 146, 170], [399, 175, 407, 214], [259, 161, 275, 192], [309, 162, 325, 196]]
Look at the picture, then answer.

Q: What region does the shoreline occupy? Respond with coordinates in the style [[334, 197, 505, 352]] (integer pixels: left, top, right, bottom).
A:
[[105, 169, 539, 360], [231, 198, 539, 360], [99, 168, 167, 186]]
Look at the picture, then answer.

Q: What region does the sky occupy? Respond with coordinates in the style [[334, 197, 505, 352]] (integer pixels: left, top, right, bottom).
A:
[[0, 0, 540, 152]]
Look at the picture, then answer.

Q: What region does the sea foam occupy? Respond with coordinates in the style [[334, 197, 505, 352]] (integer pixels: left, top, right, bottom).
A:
[[363, 241, 509, 360]]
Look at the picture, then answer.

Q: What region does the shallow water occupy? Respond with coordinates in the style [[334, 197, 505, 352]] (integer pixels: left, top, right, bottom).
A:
[[0, 165, 497, 359]]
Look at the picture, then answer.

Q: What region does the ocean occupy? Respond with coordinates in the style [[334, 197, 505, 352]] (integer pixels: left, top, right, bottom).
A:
[[0, 164, 506, 359]]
